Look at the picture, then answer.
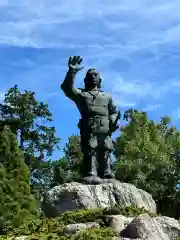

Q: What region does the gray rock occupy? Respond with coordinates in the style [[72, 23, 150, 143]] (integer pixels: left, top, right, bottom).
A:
[[120, 214, 178, 240], [63, 222, 100, 235], [154, 216, 180, 239], [107, 214, 180, 239], [105, 215, 134, 233], [41, 180, 156, 217]]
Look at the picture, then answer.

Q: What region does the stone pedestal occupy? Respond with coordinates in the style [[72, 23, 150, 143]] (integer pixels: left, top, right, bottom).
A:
[[41, 180, 156, 218]]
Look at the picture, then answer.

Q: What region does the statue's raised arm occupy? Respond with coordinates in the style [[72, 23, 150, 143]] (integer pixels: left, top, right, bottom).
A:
[[61, 55, 121, 184], [61, 55, 84, 101]]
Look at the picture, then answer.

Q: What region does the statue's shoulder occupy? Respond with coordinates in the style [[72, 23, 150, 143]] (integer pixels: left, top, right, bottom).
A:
[[77, 88, 84, 92], [75, 88, 84, 94], [79, 88, 85, 92]]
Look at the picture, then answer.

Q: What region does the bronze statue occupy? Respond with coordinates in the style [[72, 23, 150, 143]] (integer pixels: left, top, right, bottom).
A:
[[61, 56, 120, 182]]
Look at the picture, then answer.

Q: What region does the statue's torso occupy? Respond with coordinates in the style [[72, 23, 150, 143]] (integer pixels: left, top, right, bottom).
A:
[[75, 89, 111, 134], [75, 89, 110, 116]]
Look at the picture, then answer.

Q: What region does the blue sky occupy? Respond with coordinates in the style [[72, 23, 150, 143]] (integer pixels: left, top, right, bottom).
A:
[[0, 0, 180, 159]]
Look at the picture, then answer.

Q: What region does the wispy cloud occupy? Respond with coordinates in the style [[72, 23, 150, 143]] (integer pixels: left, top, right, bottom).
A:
[[1, 0, 180, 50], [0, 0, 180, 148], [114, 99, 136, 108], [141, 104, 162, 112]]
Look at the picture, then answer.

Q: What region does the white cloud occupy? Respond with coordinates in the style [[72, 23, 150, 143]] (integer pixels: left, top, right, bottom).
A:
[[141, 104, 162, 112], [0, 0, 180, 117], [0, 0, 180, 52], [112, 80, 153, 98], [114, 99, 136, 108], [106, 75, 169, 101]]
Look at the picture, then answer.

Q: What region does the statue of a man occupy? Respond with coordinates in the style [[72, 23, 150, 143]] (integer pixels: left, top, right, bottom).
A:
[[61, 56, 120, 181]]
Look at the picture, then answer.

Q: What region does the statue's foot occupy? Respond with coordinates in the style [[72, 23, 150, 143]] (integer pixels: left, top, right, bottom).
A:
[[103, 172, 115, 179], [82, 175, 103, 185], [87, 171, 97, 177]]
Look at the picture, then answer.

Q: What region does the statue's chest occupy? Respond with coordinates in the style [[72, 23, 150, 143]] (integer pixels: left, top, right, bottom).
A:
[[82, 91, 109, 106]]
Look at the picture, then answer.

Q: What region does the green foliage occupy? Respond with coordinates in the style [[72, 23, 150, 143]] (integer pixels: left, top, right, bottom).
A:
[[49, 157, 71, 187], [0, 85, 60, 169], [34, 135, 84, 191], [56, 205, 157, 226], [0, 85, 61, 203], [71, 227, 118, 240], [15, 227, 118, 240], [0, 237, 7, 240], [30, 135, 83, 203], [30, 156, 81, 205], [0, 87, 86, 199], [9, 205, 157, 238], [0, 126, 37, 233], [115, 109, 180, 218], [64, 135, 83, 174]]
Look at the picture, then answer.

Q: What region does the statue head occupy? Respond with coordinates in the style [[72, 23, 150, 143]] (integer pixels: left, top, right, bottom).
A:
[[84, 68, 102, 90]]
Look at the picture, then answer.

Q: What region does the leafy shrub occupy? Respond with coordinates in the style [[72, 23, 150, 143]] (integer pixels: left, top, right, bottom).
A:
[[69, 227, 118, 240], [8, 205, 157, 238], [17, 227, 118, 240]]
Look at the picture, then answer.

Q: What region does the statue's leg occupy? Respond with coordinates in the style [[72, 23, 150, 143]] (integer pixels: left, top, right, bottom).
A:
[[81, 133, 98, 177], [86, 148, 98, 177], [103, 149, 114, 179], [98, 135, 115, 179]]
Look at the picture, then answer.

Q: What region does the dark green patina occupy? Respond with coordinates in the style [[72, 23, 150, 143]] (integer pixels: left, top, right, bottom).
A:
[[61, 56, 120, 182]]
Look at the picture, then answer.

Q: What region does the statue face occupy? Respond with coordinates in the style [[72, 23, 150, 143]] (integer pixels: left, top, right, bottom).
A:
[[85, 69, 101, 88]]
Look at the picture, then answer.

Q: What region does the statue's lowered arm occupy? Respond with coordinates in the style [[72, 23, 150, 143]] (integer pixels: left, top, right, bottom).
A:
[[108, 97, 121, 134]]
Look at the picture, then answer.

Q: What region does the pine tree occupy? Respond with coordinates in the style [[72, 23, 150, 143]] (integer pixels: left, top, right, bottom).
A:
[[114, 109, 180, 218], [0, 126, 37, 233], [0, 85, 60, 200], [0, 85, 60, 171], [64, 135, 83, 172]]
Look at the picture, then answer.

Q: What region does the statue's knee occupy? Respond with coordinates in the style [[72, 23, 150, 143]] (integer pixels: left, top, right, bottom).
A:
[[87, 149, 96, 156], [104, 136, 114, 150], [88, 136, 98, 149]]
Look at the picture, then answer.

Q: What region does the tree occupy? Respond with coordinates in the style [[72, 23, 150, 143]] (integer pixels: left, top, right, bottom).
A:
[[27, 134, 83, 204], [0, 85, 60, 173], [30, 135, 83, 198], [114, 109, 180, 218], [0, 126, 37, 233], [30, 157, 69, 203], [64, 135, 83, 173]]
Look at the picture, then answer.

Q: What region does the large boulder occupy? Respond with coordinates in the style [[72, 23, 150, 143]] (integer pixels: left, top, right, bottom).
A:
[[105, 215, 134, 233], [120, 214, 180, 240], [154, 216, 180, 239], [41, 180, 156, 217], [106, 214, 180, 239]]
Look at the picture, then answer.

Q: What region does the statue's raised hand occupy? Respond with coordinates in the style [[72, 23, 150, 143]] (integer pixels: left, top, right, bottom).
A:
[[68, 55, 84, 73]]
